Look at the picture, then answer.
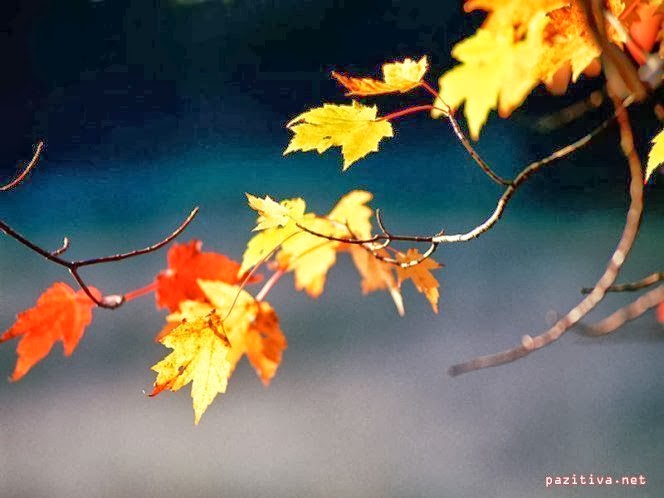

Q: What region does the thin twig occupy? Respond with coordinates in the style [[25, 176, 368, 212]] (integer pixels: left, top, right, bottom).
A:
[[0, 208, 199, 309], [1, 141, 44, 191], [421, 81, 511, 186], [582, 271, 664, 294], [580, 284, 664, 336], [448, 94, 644, 376]]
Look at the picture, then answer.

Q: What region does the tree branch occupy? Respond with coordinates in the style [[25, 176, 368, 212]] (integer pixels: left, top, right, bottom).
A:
[[448, 93, 644, 376], [580, 284, 664, 336], [0, 208, 199, 309], [1, 141, 44, 191], [582, 271, 664, 294]]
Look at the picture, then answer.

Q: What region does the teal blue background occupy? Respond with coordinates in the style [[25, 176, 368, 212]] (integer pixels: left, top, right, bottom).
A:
[[1, 1, 664, 497]]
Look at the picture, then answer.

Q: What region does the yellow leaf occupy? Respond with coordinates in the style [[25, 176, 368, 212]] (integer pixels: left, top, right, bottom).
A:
[[396, 249, 442, 314], [276, 190, 376, 297], [432, 14, 546, 139], [433, 0, 625, 137], [332, 56, 428, 96], [646, 128, 664, 182], [284, 101, 394, 170], [464, 0, 568, 33], [276, 218, 339, 298], [151, 310, 232, 425], [240, 196, 306, 275], [246, 194, 292, 231], [153, 280, 288, 422], [327, 190, 374, 239]]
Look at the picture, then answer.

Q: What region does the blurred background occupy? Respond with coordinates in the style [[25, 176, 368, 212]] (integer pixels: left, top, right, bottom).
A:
[[1, 1, 663, 497]]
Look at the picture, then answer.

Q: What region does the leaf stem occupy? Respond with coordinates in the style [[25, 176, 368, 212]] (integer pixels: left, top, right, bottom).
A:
[[380, 105, 435, 122], [124, 281, 159, 302]]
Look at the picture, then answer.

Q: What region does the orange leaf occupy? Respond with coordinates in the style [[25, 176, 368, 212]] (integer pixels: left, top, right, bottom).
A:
[[396, 249, 442, 314], [331, 56, 428, 96], [155, 240, 258, 312], [0, 282, 99, 381], [246, 302, 287, 386], [657, 302, 664, 324]]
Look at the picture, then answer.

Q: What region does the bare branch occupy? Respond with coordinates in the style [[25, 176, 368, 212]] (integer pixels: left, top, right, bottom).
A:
[[422, 81, 511, 186], [582, 271, 664, 294], [1, 141, 44, 192], [581, 284, 664, 336], [51, 237, 70, 256], [448, 94, 644, 376], [0, 207, 199, 309]]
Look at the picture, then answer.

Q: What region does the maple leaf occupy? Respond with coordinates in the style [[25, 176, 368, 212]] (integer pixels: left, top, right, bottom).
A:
[[349, 245, 405, 316], [245, 301, 287, 386], [657, 301, 664, 324], [0, 282, 99, 381], [284, 101, 394, 170], [332, 56, 428, 96], [246, 194, 304, 230], [240, 196, 307, 275], [396, 249, 442, 313], [242, 190, 375, 297], [433, 0, 627, 137], [432, 14, 547, 139], [646, 128, 664, 182], [155, 240, 252, 312], [465, 0, 568, 34], [151, 310, 232, 425], [152, 280, 287, 422]]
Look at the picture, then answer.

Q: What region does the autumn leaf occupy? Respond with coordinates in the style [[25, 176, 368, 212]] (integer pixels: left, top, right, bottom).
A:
[[151, 310, 232, 425], [0, 282, 99, 381], [464, 0, 567, 33], [332, 56, 428, 96], [433, 0, 626, 138], [240, 196, 307, 275], [396, 249, 442, 313], [657, 301, 664, 324], [646, 128, 664, 182], [245, 301, 287, 386], [276, 190, 375, 297], [155, 240, 253, 312], [284, 101, 394, 170], [153, 279, 287, 422], [246, 194, 305, 231], [432, 14, 547, 139], [349, 245, 405, 316], [242, 190, 375, 297]]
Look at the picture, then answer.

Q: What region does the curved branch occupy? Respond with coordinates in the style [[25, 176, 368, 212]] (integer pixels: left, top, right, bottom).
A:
[[448, 94, 643, 376], [0, 207, 199, 309], [582, 271, 664, 294], [1, 141, 44, 191], [579, 284, 664, 336], [422, 81, 511, 186]]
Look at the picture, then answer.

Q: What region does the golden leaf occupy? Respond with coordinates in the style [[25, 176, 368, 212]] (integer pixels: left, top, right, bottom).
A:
[[151, 310, 232, 425], [284, 101, 394, 170], [152, 280, 287, 423], [433, 14, 547, 139], [646, 128, 664, 182]]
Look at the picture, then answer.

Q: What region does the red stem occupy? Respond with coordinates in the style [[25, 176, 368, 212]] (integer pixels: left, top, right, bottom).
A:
[[380, 105, 435, 122], [124, 281, 158, 302], [256, 270, 285, 302]]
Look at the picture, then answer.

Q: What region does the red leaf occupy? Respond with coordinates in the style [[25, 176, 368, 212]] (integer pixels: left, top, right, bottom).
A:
[[657, 302, 664, 324], [0, 283, 99, 381], [155, 240, 259, 312]]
